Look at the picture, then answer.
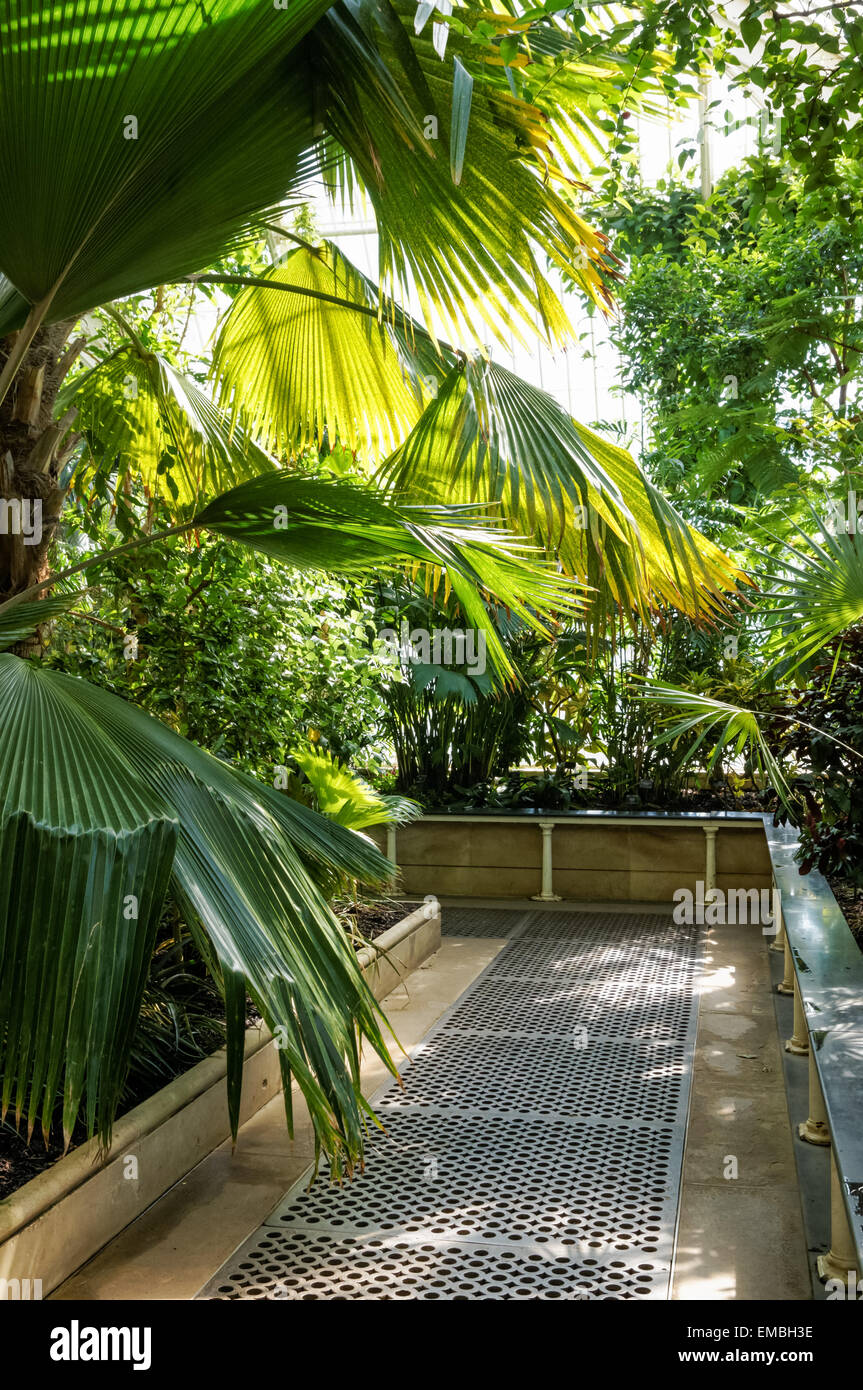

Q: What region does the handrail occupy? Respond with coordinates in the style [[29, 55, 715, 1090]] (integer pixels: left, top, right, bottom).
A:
[[763, 813, 863, 1279]]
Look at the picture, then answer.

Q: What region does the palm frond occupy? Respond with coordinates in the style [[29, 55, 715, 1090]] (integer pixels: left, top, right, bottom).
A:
[[639, 681, 793, 809], [293, 745, 420, 831], [210, 243, 425, 458], [0, 652, 396, 1168], [65, 337, 276, 512], [380, 355, 746, 627], [0, 655, 177, 1144], [309, 0, 618, 347], [756, 504, 863, 673], [0, 0, 331, 333], [193, 470, 587, 682], [0, 593, 79, 651]]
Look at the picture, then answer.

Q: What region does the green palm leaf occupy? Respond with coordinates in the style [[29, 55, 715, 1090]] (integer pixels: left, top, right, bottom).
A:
[[193, 470, 586, 682], [639, 682, 793, 808], [380, 355, 745, 625], [66, 335, 276, 511], [0, 656, 177, 1144], [293, 745, 420, 831], [479, 8, 685, 190], [0, 0, 330, 336], [0, 652, 397, 1167], [0, 593, 79, 651], [309, 0, 616, 345], [756, 505, 863, 673], [572, 422, 746, 626]]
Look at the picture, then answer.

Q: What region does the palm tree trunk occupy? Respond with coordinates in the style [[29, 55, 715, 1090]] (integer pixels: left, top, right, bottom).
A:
[[0, 321, 78, 653]]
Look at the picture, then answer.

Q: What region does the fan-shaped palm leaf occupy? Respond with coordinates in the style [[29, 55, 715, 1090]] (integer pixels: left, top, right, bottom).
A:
[[210, 244, 425, 458], [292, 745, 420, 831], [757, 505, 863, 673], [0, 472, 586, 686], [639, 682, 793, 807], [0, 652, 396, 1166], [381, 355, 746, 626], [66, 334, 276, 511], [0, 0, 329, 341], [308, 0, 617, 345]]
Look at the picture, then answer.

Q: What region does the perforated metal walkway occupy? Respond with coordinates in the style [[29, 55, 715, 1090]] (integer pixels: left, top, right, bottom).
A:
[[199, 908, 703, 1300]]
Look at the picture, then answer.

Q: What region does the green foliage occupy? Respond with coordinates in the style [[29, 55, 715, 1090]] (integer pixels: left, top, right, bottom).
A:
[[0, 0, 756, 1170], [0, 649, 396, 1161], [769, 628, 863, 889], [44, 514, 390, 777], [0, 0, 333, 333], [290, 744, 420, 831], [602, 174, 863, 529], [126, 916, 226, 1105], [622, 2, 863, 219], [210, 241, 425, 460]]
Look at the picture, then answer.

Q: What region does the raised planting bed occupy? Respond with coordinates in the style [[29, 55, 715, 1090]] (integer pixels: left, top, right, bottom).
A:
[[0, 901, 440, 1299], [370, 808, 772, 903]]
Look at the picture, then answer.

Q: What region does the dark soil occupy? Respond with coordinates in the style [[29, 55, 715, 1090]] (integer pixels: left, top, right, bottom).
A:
[[336, 899, 417, 947], [0, 1117, 88, 1201]]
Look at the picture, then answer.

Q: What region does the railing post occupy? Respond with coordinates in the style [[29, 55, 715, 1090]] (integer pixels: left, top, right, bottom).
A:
[[785, 979, 809, 1055], [777, 931, 795, 995], [799, 1050, 831, 1147], [770, 902, 785, 954], [817, 1153, 861, 1286], [532, 819, 562, 902], [702, 824, 718, 892]]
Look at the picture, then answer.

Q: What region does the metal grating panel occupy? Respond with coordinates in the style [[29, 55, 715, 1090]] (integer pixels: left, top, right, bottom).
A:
[[440, 907, 529, 938], [438, 971, 698, 1042], [205, 1231, 665, 1300], [375, 1035, 690, 1125], [520, 909, 692, 943], [199, 908, 702, 1301], [262, 1112, 677, 1252], [484, 936, 700, 984]]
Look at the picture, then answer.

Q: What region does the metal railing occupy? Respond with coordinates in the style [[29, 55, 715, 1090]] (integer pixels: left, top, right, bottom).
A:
[[765, 814, 863, 1285]]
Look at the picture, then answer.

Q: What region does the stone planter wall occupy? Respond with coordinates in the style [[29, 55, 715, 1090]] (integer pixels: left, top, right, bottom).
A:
[[372, 812, 771, 902]]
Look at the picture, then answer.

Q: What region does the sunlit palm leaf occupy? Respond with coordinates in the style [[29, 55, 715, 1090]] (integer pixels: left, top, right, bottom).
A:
[[571, 422, 746, 626], [310, 0, 617, 346], [0, 0, 330, 333], [476, 8, 689, 188], [380, 355, 745, 625], [293, 745, 420, 831], [210, 243, 425, 458]]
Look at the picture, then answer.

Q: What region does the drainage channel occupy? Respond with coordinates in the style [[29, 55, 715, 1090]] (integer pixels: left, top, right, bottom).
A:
[[198, 908, 703, 1301]]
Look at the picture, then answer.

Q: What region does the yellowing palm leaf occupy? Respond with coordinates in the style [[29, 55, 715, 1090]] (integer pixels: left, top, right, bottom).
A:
[[381, 357, 746, 625]]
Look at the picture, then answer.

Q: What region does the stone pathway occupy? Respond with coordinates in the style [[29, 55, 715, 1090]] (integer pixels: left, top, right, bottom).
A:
[[199, 908, 703, 1301]]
